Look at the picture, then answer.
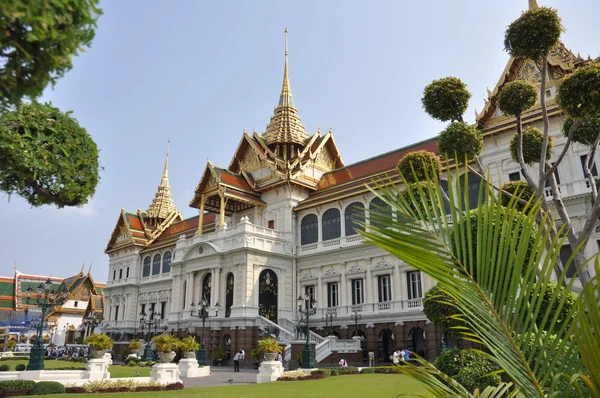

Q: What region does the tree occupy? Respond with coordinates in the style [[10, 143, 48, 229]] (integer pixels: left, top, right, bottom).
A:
[[0, 102, 100, 207], [362, 164, 598, 397], [0, 0, 102, 207], [0, 0, 102, 109], [421, 6, 600, 287]]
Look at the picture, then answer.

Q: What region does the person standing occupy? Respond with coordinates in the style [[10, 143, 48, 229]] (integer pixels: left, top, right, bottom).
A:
[[338, 357, 348, 367], [233, 350, 242, 372], [368, 350, 375, 367], [393, 349, 400, 365], [403, 348, 410, 361], [240, 348, 245, 368]]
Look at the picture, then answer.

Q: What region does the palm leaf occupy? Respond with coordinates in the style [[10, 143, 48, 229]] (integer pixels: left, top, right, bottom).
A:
[[361, 162, 588, 396]]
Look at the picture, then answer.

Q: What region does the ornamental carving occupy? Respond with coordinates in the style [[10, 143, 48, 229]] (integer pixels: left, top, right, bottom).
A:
[[315, 148, 334, 170], [301, 272, 316, 280], [115, 225, 132, 244], [242, 150, 261, 173], [517, 61, 542, 84], [323, 269, 339, 277], [347, 264, 363, 274], [374, 261, 391, 270]]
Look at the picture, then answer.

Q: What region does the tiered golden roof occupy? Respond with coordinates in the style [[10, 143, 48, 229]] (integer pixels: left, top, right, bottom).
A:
[[146, 145, 177, 220], [262, 28, 309, 146]]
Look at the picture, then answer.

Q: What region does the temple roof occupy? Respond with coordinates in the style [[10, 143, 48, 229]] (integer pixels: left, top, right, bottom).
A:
[[262, 28, 310, 146], [142, 213, 217, 252], [295, 137, 439, 211], [146, 145, 177, 220]]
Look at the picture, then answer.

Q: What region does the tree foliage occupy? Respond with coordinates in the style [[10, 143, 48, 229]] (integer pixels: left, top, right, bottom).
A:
[[397, 150, 441, 184], [500, 180, 535, 213], [421, 77, 471, 122], [526, 281, 577, 335], [0, 0, 102, 109], [562, 116, 600, 147], [434, 348, 501, 393], [509, 126, 553, 165], [0, 102, 100, 207], [504, 7, 562, 60], [498, 80, 537, 117], [438, 122, 483, 164], [423, 284, 463, 335], [557, 63, 600, 120]]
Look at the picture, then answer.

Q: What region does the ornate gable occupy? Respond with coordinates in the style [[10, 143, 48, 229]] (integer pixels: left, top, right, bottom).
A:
[[105, 209, 148, 253]]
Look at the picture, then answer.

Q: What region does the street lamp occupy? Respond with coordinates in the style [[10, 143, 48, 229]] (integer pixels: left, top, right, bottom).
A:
[[350, 306, 362, 332], [139, 310, 162, 361], [322, 308, 337, 336], [297, 294, 317, 369], [190, 296, 219, 366], [25, 279, 69, 370]]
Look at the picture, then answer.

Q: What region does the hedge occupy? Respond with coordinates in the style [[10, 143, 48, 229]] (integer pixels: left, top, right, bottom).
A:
[[0, 389, 31, 398], [0, 365, 10, 372], [0, 381, 36, 392], [30, 381, 65, 395]]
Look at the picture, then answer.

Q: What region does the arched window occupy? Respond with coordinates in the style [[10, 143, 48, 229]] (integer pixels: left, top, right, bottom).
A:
[[225, 273, 234, 318], [142, 257, 151, 277], [162, 251, 172, 273], [459, 172, 482, 210], [345, 202, 365, 236], [152, 254, 161, 275], [202, 273, 212, 304], [300, 214, 318, 245], [369, 197, 391, 229], [322, 208, 341, 241]]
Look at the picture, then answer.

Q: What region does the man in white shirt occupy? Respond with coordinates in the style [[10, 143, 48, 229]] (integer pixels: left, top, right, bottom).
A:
[[233, 350, 242, 372], [393, 349, 400, 364]]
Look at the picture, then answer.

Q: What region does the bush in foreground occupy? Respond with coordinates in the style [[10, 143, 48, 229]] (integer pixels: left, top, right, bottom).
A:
[[434, 348, 500, 393], [0, 381, 36, 392], [30, 381, 65, 395]]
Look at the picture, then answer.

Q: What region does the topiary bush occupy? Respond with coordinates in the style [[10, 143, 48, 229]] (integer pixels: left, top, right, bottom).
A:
[[422, 77, 471, 122], [0, 381, 36, 392], [128, 360, 136, 367], [330, 368, 339, 376], [504, 7, 562, 60], [423, 284, 463, 335], [438, 122, 483, 164], [557, 63, 600, 120], [165, 383, 184, 390], [563, 116, 600, 147], [312, 368, 331, 377], [434, 348, 501, 393], [0, 365, 9, 371], [525, 281, 577, 335], [500, 180, 536, 213], [397, 150, 441, 183], [510, 126, 553, 165], [29, 381, 65, 395], [360, 367, 376, 374], [14, 364, 25, 371], [498, 80, 537, 117]]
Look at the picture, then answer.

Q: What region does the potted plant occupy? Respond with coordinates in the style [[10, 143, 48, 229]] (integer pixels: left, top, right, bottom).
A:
[[6, 338, 16, 352], [179, 336, 200, 359], [251, 348, 261, 369], [128, 339, 143, 355], [84, 334, 114, 359], [151, 334, 180, 363], [213, 345, 225, 366], [257, 337, 282, 361]]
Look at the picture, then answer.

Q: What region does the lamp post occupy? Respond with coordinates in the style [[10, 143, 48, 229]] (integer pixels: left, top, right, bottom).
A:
[[297, 294, 317, 369], [190, 296, 218, 366], [350, 306, 362, 333], [322, 308, 337, 336], [25, 278, 68, 370], [139, 311, 161, 361]]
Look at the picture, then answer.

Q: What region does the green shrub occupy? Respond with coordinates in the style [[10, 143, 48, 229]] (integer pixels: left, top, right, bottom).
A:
[[14, 364, 25, 371], [128, 360, 136, 367], [498, 80, 537, 117], [504, 7, 562, 60], [0, 365, 9, 371], [312, 368, 331, 377], [557, 63, 600, 119], [509, 126, 553, 165], [29, 381, 65, 395], [360, 367, 375, 374], [421, 77, 471, 122], [330, 368, 339, 376], [438, 121, 483, 164], [338, 366, 358, 374], [434, 349, 500, 393], [423, 283, 463, 334], [0, 381, 36, 392], [563, 116, 600, 147], [373, 366, 402, 374], [500, 180, 536, 213], [146, 361, 155, 366], [397, 150, 441, 183]]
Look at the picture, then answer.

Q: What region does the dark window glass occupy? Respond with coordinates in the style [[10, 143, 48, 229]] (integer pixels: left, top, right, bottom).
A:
[[509, 172, 521, 181], [126, 267, 130, 278], [345, 202, 365, 236], [140, 304, 146, 316], [327, 283, 339, 307], [440, 180, 451, 215], [545, 164, 561, 187], [407, 271, 423, 299], [351, 279, 364, 305], [560, 245, 577, 278], [459, 172, 482, 209], [114, 305, 119, 321], [162, 252, 172, 273], [301, 214, 318, 245], [580, 155, 598, 177], [152, 254, 161, 275], [369, 197, 392, 228], [378, 275, 392, 302], [160, 302, 167, 319], [142, 257, 151, 277], [268, 220, 275, 229], [113, 270, 116, 280], [119, 269, 123, 279], [322, 208, 341, 241]]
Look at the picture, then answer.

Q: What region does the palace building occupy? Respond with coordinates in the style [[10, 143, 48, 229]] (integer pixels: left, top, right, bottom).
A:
[[102, 3, 599, 365]]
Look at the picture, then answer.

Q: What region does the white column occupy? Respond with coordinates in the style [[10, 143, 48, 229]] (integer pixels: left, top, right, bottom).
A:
[[393, 263, 401, 301], [185, 273, 193, 309], [365, 258, 373, 304], [213, 268, 221, 307], [318, 271, 325, 306], [340, 263, 347, 307]]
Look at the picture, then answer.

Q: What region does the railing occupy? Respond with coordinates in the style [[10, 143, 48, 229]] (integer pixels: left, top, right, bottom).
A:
[[313, 299, 423, 319], [106, 277, 136, 287], [277, 317, 325, 346], [299, 235, 365, 253], [255, 316, 296, 344], [284, 344, 291, 363], [315, 339, 332, 363]]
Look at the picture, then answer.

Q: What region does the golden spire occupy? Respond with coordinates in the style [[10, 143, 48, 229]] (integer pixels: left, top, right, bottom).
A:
[[146, 140, 177, 220], [529, 0, 539, 10], [262, 28, 309, 147]]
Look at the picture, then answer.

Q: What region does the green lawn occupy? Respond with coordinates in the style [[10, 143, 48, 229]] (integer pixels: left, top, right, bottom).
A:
[[0, 360, 150, 378], [54, 375, 432, 398]]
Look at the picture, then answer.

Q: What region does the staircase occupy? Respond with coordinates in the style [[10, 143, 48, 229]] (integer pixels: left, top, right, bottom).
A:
[[256, 316, 360, 363]]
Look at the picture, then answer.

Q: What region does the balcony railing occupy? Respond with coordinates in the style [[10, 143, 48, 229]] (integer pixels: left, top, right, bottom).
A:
[[300, 234, 365, 253], [312, 299, 422, 319]]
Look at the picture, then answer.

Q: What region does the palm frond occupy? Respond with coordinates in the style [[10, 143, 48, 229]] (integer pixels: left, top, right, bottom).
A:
[[360, 161, 589, 396]]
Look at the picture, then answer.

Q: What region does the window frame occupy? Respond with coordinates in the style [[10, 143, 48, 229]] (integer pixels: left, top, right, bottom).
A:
[[352, 278, 364, 305]]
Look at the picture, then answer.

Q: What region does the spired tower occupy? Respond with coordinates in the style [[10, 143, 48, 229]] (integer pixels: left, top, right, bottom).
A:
[[146, 144, 177, 228]]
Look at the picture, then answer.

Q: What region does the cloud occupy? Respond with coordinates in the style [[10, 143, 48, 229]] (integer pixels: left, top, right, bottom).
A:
[[61, 198, 98, 218]]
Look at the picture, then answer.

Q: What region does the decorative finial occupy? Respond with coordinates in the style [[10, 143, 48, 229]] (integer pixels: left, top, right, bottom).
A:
[[278, 27, 294, 107], [87, 263, 92, 274], [13, 262, 17, 272], [80, 262, 85, 274], [528, 0, 539, 10], [146, 139, 177, 220]]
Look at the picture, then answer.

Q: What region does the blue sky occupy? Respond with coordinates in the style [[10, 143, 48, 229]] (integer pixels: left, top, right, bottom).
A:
[[1, 0, 599, 282]]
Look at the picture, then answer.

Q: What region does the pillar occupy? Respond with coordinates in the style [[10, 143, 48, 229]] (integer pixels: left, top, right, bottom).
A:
[[198, 195, 205, 235], [365, 258, 373, 305], [213, 268, 221, 307], [219, 194, 225, 229], [340, 262, 347, 307]]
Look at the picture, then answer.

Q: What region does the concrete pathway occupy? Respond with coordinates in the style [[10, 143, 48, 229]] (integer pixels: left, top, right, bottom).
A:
[[182, 366, 259, 388]]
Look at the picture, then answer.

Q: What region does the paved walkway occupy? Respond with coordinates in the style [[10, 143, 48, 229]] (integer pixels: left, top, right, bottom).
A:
[[182, 366, 259, 388]]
